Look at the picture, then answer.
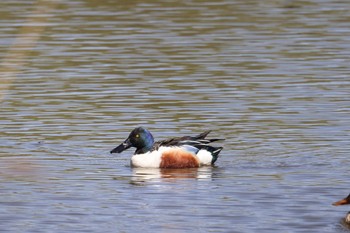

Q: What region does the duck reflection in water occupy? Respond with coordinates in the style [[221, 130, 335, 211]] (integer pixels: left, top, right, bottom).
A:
[[130, 166, 214, 183], [333, 193, 350, 224]]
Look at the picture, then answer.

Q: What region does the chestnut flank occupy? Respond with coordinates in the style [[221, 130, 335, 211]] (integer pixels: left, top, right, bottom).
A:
[[160, 148, 199, 168]]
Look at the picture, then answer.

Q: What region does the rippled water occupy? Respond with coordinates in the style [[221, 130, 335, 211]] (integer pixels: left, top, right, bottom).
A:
[[1, 0, 350, 232]]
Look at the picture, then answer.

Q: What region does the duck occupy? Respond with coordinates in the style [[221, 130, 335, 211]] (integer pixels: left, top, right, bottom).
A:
[[333, 193, 350, 224], [110, 127, 224, 168]]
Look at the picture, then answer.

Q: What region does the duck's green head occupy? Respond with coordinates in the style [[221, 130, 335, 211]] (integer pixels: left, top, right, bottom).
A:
[[110, 127, 155, 154]]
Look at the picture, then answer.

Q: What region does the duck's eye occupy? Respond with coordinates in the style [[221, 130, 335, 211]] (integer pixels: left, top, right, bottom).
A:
[[135, 134, 140, 138]]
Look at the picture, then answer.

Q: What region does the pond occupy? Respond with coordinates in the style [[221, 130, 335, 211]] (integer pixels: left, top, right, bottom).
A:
[[1, 0, 350, 232]]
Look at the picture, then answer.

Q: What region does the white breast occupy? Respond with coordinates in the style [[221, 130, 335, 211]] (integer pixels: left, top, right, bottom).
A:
[[131, 150, 162, 168]]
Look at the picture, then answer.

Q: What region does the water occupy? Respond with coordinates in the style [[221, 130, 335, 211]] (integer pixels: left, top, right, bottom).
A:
[[1, 0, 350, 232]]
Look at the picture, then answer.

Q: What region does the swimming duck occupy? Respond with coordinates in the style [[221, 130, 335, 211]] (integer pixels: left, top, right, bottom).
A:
[[333, 193, 350, 224], [110, 127, 224, 168]]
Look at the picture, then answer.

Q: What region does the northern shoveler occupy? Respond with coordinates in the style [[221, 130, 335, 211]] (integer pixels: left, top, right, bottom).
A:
[[110, 127, 224, 168], [333, 193, 350, 224]]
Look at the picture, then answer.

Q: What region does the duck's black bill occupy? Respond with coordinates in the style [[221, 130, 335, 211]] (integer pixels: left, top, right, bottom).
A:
[[110, 139, 131, 153]]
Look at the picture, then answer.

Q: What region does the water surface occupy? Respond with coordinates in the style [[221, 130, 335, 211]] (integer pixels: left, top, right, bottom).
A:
[[1, 0, 350, 232]]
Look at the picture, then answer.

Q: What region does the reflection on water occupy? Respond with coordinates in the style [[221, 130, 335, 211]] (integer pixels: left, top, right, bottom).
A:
[[0, 0, 55, 100], [130, 166, 214, 184], [0, 157, 43, 181], [340, 220, 350, 231], [1, 0, 350, 232]]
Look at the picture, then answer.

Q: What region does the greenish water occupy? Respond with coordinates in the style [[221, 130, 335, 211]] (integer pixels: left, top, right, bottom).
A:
[[1, 0, 350, 232]]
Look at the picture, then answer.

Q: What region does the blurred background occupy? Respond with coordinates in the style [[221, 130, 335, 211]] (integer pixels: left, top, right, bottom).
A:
[[1, 0, 350, 232]]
